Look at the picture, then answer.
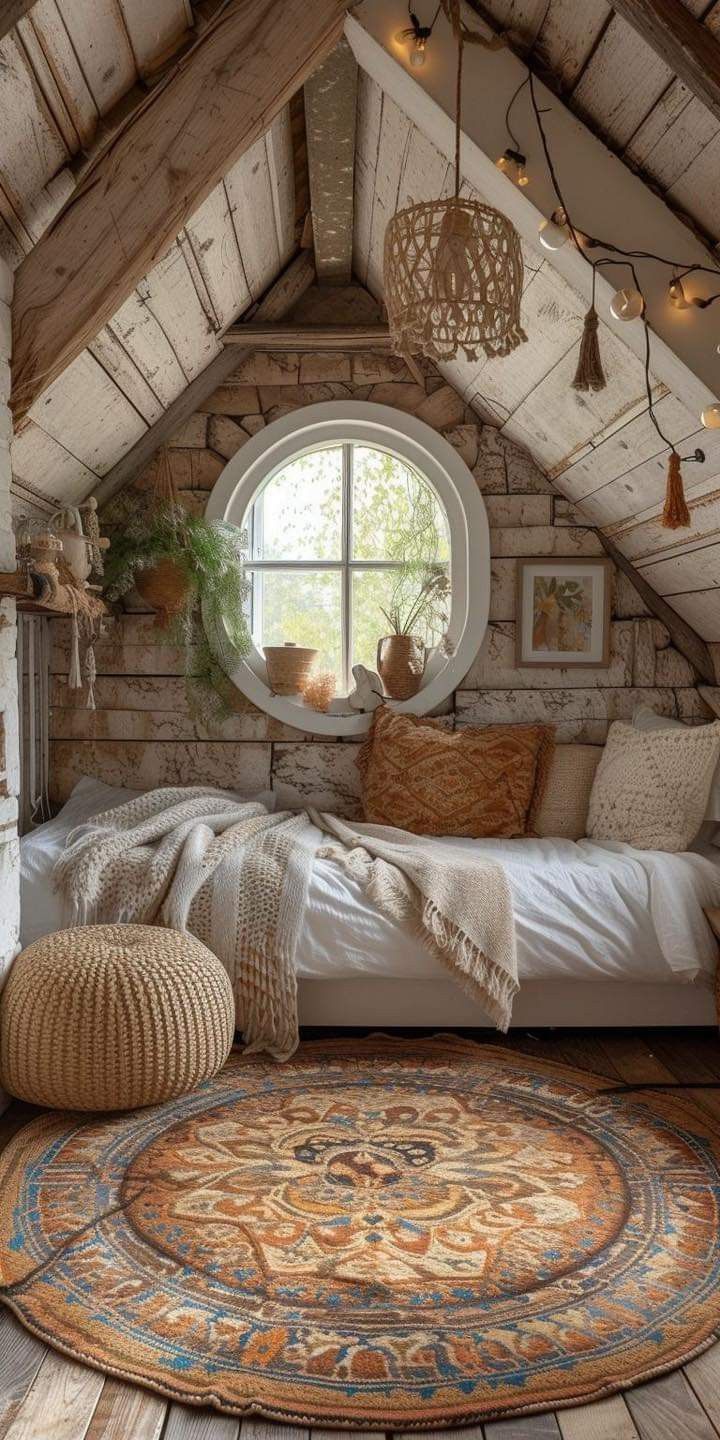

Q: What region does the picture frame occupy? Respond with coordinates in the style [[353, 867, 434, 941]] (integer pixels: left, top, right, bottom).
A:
[[515, 557, 613, 668]]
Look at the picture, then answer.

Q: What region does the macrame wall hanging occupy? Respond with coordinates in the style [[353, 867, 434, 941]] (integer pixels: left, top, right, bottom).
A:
[[383, 1, 526, 364]]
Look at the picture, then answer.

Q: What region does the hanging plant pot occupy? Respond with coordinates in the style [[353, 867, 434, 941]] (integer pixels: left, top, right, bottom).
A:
[[135, 558, 190, 628], [377, 635, 426, 700]]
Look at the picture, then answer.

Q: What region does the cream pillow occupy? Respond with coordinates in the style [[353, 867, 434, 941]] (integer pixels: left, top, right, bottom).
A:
[[587, 720, 720, 852], [633, 704, 720, 822], [534, 744, 602, 840]]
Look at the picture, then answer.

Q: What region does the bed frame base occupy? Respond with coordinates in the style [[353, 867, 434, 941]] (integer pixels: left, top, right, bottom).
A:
[[297, 979, 716, 1027]]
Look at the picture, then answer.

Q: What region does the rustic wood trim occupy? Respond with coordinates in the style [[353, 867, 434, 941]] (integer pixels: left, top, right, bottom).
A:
[[0, 1, 35, 41], [598, 531, 716, 684], [304, 35, 358, 282], [610, 0, 720, 126], [221, 323, 391, 349], [93, 251, 316, 508], [10, 0, 347, 424]]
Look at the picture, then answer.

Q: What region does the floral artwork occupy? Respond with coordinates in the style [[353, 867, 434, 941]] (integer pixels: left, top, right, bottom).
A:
[[517, 558, 612, 667], [532, 573, 593, 654]]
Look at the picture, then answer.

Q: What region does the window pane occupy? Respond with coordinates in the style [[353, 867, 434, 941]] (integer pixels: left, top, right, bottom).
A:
[[352, 569, 448, 673], [251, 568, 342, 680], [352, 445, 449, 564], [250, 446, 343, 561]]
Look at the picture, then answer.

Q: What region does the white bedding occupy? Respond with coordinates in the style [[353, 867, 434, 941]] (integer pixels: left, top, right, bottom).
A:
[[20, 777, 720, 988]]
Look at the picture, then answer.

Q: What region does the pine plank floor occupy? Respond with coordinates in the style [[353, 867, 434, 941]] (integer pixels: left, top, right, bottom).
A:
[[2, 1030, 720, 1440]]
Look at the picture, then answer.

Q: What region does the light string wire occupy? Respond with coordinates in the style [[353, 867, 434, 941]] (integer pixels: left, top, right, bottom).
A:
[[526, 70, 706, 462]]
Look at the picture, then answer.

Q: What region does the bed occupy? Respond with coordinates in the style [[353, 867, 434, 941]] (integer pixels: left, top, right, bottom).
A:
[[19, 777, 720, 1028]]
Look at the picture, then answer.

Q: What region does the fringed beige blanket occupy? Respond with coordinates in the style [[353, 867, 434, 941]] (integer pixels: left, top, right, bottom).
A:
[[53, 787, 517, 1058]]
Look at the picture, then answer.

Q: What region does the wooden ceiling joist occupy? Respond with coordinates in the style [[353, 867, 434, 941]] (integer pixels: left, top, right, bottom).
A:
[[93, 251, 316, 508], [221, 323, 390, 349], [0, 1, 35, 42], [303, 36, 358, 283], [610, 0, 720, 127], [10, 0, 347, 425]]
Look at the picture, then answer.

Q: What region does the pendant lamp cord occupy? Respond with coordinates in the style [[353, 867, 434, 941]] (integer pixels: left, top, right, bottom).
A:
[[454, 28, 463, 197]]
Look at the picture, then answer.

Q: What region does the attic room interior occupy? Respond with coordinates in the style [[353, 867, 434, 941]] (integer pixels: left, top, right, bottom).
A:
[[4, 0, 720, 1435]]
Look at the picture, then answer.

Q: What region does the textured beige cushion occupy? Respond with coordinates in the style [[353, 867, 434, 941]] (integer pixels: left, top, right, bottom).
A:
[[534, 744, 603, 840], [587, 720, 720, 852]]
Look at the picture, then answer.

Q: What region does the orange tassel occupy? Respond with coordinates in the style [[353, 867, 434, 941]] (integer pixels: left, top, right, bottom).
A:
[[662, 451, 691, 529]]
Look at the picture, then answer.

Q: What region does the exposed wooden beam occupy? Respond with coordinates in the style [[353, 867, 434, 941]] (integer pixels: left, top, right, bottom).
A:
[[221, 323, 391, 349], [303, 36, 357, 282], [93, 252, 315, 509], [598, 532, 716, 685], [0, 2, 35, 41], [611, 0, 720, 126], [10, 0, 347, 425]]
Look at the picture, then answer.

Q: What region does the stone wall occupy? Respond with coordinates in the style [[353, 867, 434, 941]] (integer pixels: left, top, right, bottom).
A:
[[0, 255, 18, 1110], [47, 336, 712, 816]]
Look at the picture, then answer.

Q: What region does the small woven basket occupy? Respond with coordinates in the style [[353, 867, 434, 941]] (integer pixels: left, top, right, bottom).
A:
[[265, 643, 317, 695], [377, 634, 426, 700], [0, 924, 235, 1111]]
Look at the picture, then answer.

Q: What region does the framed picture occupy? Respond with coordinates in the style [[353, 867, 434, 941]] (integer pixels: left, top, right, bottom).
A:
[[516, 557, 613, 668]]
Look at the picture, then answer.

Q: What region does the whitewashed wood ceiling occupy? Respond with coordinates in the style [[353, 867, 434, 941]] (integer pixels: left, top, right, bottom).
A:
[[353, 68, 720, 643], [472, 0, 720, 253], [3, 0, 719, 642]]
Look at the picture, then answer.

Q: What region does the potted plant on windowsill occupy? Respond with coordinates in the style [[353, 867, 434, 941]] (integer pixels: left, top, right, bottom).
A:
[[377, 566, 450, 700], [102, 452, 251, 722]]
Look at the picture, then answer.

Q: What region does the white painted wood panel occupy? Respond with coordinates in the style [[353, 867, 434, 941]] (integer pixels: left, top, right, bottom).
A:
[[56, 0, 136, 114], [465, 265, 586, 418], [11, 420, 98, 506], [0, 32, 68, 236], [116, 0, 191, 78], [266, 106, 296, 266], [639, 542, 720, 594], [571, 14, 676, 148], [353, 70, 383, 286], [137, 242, 222, 382], [663, 588, 720, 640], [365, 93, 412, 295], [225, 136, 281, 302], [536, 0, 611, 89], [28, 351, 147, 475], [614, 485, 720, 562], [19, 0, 98, 151], [107, 289, 188, 409], [89, 328, 164, 425], [556, 395, 700, 503], [182, 181, 250, 333], [580, 428, 720, 528]]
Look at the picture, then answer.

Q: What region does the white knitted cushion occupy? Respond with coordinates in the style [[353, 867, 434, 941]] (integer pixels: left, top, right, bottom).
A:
[[633, 704, 720, 822], [534, 744, 602, 840], [587, 720, 720, 851]]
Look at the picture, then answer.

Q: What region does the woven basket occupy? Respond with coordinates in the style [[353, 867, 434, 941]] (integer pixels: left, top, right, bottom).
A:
[[377, 635, 426, 700], [135, 558, 189, 628], [0, 925, 235, 1111], [265, 644, 317, 695]]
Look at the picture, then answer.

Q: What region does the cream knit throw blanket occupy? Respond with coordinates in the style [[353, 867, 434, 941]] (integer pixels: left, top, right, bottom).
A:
[[53, 788, 518, 1057], [312, 811, 517, 1031]]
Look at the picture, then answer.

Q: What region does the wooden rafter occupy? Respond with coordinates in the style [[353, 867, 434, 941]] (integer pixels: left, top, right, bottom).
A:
[[221, 323, 390, 349], [10, 0, 347, 425], [598, 532, 716, 685], [610, 0, 720, 127], [303, 36, 358, 282], [93, 251, 316, 508], [0, 1, 35, 42]]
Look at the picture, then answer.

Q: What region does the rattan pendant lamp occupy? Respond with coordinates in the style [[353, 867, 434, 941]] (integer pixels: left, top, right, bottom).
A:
[[384, 0, 527, 364]]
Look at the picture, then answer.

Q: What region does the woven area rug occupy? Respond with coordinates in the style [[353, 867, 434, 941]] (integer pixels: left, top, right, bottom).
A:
[[1, 1035, 720, 1429]]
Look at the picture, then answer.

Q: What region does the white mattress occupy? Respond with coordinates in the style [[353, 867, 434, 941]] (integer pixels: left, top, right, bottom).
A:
[[20, 777, 720, 993]]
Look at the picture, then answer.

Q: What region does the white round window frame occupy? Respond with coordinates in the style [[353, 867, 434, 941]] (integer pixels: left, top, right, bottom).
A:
[[204, 401, 490, 737]]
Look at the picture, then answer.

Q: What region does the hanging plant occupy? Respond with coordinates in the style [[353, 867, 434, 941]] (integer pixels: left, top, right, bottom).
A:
[[103, 496, 251, 724]]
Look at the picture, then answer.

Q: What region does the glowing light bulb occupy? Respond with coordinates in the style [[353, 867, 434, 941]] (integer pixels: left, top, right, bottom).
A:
[[517, 164, 528, 186], [701, 403, 720, 429], [538, 210, 569, 251], [410, 37, 426, 66], [610, 287, 644, 321], [496, 150, 527, 186], [669, 278, 689, 310]]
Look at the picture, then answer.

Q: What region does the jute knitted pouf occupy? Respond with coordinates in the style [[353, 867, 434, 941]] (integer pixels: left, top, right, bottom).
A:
[[0, 924, 235, 1111]]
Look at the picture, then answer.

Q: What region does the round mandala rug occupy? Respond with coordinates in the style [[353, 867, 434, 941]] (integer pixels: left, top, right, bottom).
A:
[[1, 1036, 720, 1429]]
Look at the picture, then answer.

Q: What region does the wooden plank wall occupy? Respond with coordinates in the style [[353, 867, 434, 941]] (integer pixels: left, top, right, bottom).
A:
[[353, 71, 720, 646], [47, 330, 711, 810]]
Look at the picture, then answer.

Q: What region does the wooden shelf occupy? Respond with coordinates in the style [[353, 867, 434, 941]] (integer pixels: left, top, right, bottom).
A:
[[0, 571, 107, 617]]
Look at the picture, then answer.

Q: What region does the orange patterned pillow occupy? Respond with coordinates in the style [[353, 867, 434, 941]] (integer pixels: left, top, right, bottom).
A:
[[357, 708, 555, 837]]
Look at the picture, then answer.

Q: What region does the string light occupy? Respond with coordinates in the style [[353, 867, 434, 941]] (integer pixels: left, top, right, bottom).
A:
[[701, 405, 720, 429], [395, 3, 441, 68], [668, 277, 689, 309], [609, 287, 645, 321], [538, 208, 570, 251], [496, 148, 528, 186]]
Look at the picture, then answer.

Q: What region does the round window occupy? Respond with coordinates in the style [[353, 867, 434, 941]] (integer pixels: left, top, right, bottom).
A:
[[205, 402, 490, 736]]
